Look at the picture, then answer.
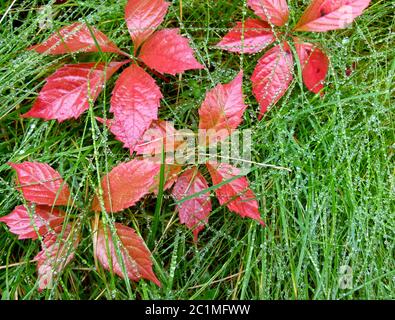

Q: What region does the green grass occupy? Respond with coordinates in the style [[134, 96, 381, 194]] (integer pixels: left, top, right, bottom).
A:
[[0, 0, 394, 300]]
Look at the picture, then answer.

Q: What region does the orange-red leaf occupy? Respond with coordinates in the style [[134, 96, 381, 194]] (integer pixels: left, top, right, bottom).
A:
[[135, 120, 178, 156], [294, 0, 371, 32], [151, 164, 182, 194], [206, 162, 264, 226], [295, 40, 329, 94], [138, 29, 204, 75], [29, 22, 122, 55], [34, 224, 79, 291], [109, 64, 162, 152], [198, 71, 246, 144], [91, 159, 160, 212], [22, 61, 126, 122], [0, 205, 64, 240], [125, 0, 170, 50], [248, 0, 289, 26], [133, 120, 183, 192], [216, 19, 275, 54], [251, 42, 293, 118], [9, 162, 71, 206], [171, 168, 211, 241], [94, 222, 160, 286]]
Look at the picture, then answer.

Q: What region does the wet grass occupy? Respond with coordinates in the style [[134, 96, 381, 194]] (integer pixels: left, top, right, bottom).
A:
[[0, 0, 394, 299]]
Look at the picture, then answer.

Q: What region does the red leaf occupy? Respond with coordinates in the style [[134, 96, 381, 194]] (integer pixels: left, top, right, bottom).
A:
[[294, 0, 371, 32], [125, 0, 170, 50], [133, 120, 183, 192], [34, 224, 79, 291], [138, 29, 204, 75], [295, 40, 329, 94], [247, 0, 289, 26], [108, 64, 162, 152], [198, 71, 246, 144], [151, 164, 182, 194], [9, 162, 71, 206], [22, 61, 126, 122], [29, 22, 123, 55], [91, 159, 160, 213], [251, 42, 293, 118], [94, 222, 160, 286], [135, 120, 178, 156], [0, 205, 64, 240], [216, 19, 275, 54], [206, 162, 264, 226], [171, 168, 211, 241]]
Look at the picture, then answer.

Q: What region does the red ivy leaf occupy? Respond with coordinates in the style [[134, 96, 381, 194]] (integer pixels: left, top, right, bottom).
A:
[[29, 22, 123, 55], [0, 205, 64, 240], [171, 168, 212, 241], [133, 120, 184, 192], [216, 19, 275, 54], [34, 224, 79, 291], [9, 162, 71, 206], [109, 64, 162, 152], [91, 159, 160, 213], [125, 0, 170, 50], [247, 0, 289, 26], [151, 164, 182, 194], [251, 42, 293, 118], [138, 28, 204, 75], [206, 162, 264, 226], [135, 120, 178, 156], [94, 222, 160, 286], [22, 61, 126, 122], [295, 40, 329, 94], [198, 71, 246, 144], [294, 0, 371, 32]]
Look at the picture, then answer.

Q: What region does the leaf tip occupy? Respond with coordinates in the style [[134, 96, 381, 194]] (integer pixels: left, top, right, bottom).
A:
[[7, 161, 16, 168], [151, 275, 161, 287], [27, 44, 38, 52], [192, 229, 200, 243]]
